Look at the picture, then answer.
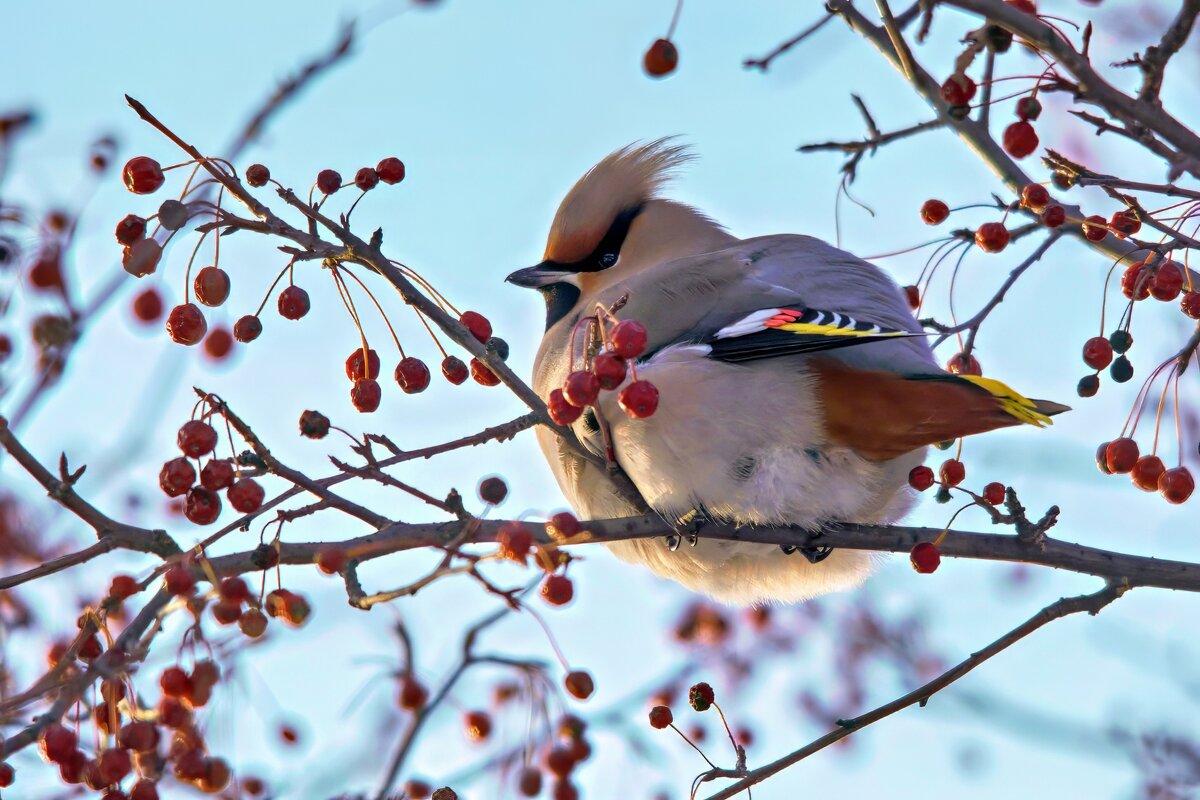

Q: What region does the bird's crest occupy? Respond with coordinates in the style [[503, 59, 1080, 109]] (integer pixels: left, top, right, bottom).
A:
[[545, 137, 691, 264]]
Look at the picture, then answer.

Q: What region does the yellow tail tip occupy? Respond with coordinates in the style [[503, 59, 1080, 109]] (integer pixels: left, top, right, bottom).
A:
[[957, 375, 1070, 427]]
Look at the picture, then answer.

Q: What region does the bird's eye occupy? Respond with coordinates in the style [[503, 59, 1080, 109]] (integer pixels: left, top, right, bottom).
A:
[[599, 252, 617, 268]]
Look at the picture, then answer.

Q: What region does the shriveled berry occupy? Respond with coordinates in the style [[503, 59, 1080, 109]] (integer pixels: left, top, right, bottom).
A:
[[1151, 261, 1183, 301], [939, 73, 976, 105], [1109, 209, 1141, 237], [982, 482, 1006, 505], [194, 266, 230, 307], [908, 465, 935, 491], [178, 419, 218, 457], [643, 38, 678, 77], [1105, 437, 1139, 473], [564, 670, 594, 700], [459, 311, 492, 343], [1182, 291, 1200, 319], [345, 348, 380, 381], [1110, 355, 1134, 383], [1077, 374, 1100, 397], [1096, 441, 1113, 475], [124, 239, 162, 277], [239, 608, 267, 637], [185, 486, 222, 524], [1020, 183, 1050, 211], [1160, 467, 1195, 504], [354, 167, 379, 191], [563, 370, 600, 407], [479, 476, 508, 505], [910, 541, 941, 573], [1015, 96, 1042, 120], [470, 357, 501, 386], [541, 574, 574, 606], [234, 315, 263, 342], [396, 357, 431, 393], [441, 355, 469, 385], [1109, 329, 1133, 353], [116, 214, 147, 245], [1041, 204, 1066, 227], [975, 222, 1010, 253], [1132, 455, 1165, 491], [920, 199, 950, 225], [164, 564, 195, 595], [618, 380, 659, 418], [166, 303, 207, 345], [158, 199, 189, 230], [940, 458, 966, 486], [228, 477, 265, 513], [548, 389, 583, 425], [1082, 214, 1109, 241], [649, 705, 673, 729], [1082, 336, 1113, 369], [351, 378, 381, 412], [689, 682, 715, 712], [159, 457, 196, 497], [245, 163, 270, 187], [123, 156, 165, 194], [486, 336, 509, 361], [547, 511, 581, 540], [316, 169, 342, 194], [278, 286, 311, 320], [498, 522, 533, 563], [377, 157, 406, 184], [299, 409, 330, 439], [611, 320, 648, 358]]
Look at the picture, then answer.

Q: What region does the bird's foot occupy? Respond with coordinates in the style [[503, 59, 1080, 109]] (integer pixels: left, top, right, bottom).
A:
[[674, 508, 711, 547], [779, 533, 833, 564]]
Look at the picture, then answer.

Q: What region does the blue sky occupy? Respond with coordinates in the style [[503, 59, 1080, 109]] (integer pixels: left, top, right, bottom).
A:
[[2, 1, 1199, 798]]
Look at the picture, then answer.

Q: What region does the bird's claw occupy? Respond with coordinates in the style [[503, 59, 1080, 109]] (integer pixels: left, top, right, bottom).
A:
[[779, 534, 833, 563], [675, 508, 709, 547], [664, 533, 682, 551]]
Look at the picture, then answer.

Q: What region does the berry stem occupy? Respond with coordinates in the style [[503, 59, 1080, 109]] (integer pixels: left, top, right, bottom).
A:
[[253, 259, 296, 318]]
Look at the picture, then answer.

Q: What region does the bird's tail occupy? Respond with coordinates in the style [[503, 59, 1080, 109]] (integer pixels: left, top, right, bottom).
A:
[[953, 374, 1071, 428]]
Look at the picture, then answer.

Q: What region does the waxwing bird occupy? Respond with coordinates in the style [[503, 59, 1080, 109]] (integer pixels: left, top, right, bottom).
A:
[[507, 139, 1067, 605]]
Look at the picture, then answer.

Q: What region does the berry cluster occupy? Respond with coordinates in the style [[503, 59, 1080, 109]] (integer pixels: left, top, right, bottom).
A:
[[907, 461, 1010, 572], [548, 317, 659, 426], [1097, 438, 1194, 504], [158, 411, 263, 525]]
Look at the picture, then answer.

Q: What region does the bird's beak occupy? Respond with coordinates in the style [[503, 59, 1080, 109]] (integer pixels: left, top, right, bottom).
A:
[[505, 261, 574, 289]]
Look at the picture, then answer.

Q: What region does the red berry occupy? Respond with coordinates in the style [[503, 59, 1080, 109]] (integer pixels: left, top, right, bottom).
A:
[[592, 352, 627, 390], [0, 333, 12, 362], [317, 547, 346, 575], [376, 157, 406, 184], [688, 682, 715, 712], [548, 511, 581, 540], [939, 73, 976, 106], [123, 156, 165, 194], [459, 311, 492, 343], [178, 419, 218, 457], [278, 286, 311, 320], [975, 222, 1010, 253], [498, 522, 533, 563], [1007, 0, 1037, 11], [548, 388, 583, 425], [545, 747, 576, 779], [1109, 209, 1141, 237], [940, 458, 966, 486], [116, 214, 147, 244], [1082, 214, 1109, 242], [910, 541, 941, 573], [470, 357, 501, 386], [345, 348, 381, 381], [396, 357, 431, 393], [159, 457, 196, 497], [611, 320, 648, 358], [118, 721, 159, 753], [245, 163, 270, 187], [399, 677, 428, 711], [904, 284, 921, 309], [1132, 455, 1165, 491], [441, 355, 469, 384], [920, 199, 950, 225], [194, 266, 230, 307], [228, 477, 265, 513], [643, 38, 679, 77], [517, 767, 543, 797], [1016, 95, 1042, 120], [0, 762, 12, 788], [185, 486, 222, 524], [166, 303, 207, 345], [234, 315, 263, 342], [1159, 466, 1195, 504], [130, 780, 160, 800], [164, 564, 195, 595], [563, 370, 601, 407], [541, 574, 574, 606], [479, 476, 508, 504], [908, 465, 935, 491], [1041, 204, 1066, 227], [351, 378, 382, 412], [464, 711, 492, 741], [220, 575, 252, 603], [406, 781, 433, 800], [946, 352, 982, 375], [40, 722, 78, 763], [299, 409, 330, 439], [1182, 291, 1200, 319], [1002, 120, 1039, 159], [564, 670, 594, 700], [316, 169, 342, 195], [160, 665, 191, 697], [354, 167, 379, 191], [1083, 336, 1113, 369], [1151, 261, 1183, 301], [239, 608, 268, 637], [110, 574, 139, 600], [211, 599, 242, 625], [982, 482, 1006, 505], [618, 380, 659, 418], [649, 705, 673, 729], [1020, 183, 1050, 211], [1122, 263, 1151, 300], [131, 287, 164, 323], [203, 327, 234, 360], [1105, 438, 1139, 473]]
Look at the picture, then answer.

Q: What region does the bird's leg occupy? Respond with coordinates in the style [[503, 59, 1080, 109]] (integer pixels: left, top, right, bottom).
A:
[[779, 531, 833, 563], [673, 508, 711, 547]]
